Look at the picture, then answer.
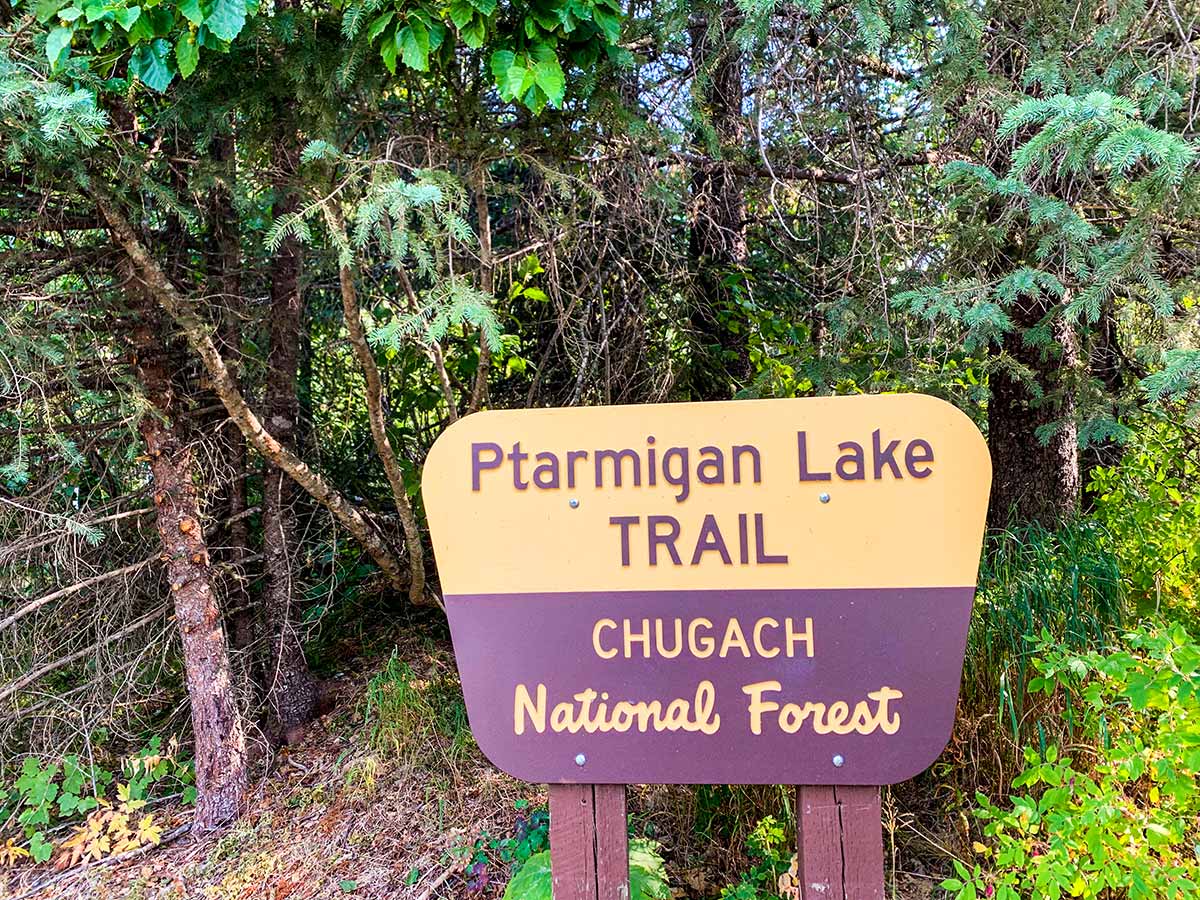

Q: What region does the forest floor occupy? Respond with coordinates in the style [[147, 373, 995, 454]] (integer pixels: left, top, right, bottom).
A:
[[1, 624, 964, 900]]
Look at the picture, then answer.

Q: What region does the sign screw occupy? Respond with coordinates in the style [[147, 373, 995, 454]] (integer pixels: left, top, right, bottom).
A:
[[832, 754, 845, 767], [819, 493, 831, 504], [575, 753, 587, 766], [569, 498, 580, 508]]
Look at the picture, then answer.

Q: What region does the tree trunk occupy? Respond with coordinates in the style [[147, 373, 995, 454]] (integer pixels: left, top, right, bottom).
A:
[[261, 177, 317, 743], [128, 264, 249, 830], [209, 133, 258, 664], [92, 185, 413, 599], [687, 2, 750, 401], [988, 293, 1082, 528]]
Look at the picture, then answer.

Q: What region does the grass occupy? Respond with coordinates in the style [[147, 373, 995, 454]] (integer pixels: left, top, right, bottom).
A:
[[362, 646, 475, 767], [966, 519, 1124, 726]]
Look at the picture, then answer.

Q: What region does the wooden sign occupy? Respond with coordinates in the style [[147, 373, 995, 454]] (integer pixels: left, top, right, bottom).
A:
[[422, 395, 991, 787]]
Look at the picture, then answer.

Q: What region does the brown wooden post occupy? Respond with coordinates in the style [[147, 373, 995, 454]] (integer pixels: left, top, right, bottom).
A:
[[550, 784, 629, 900], [795, 785, 884, 900]]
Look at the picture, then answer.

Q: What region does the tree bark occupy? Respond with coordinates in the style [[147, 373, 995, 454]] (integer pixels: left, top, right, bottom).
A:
[[261, 182, 318, 741], [687, 2, 751, 401], [92, 186, 412, 595], [468, 168, 493, 415], [127, 263, 249, 831], [209, 133, 258, 664], [988, 293, 1082, 528]]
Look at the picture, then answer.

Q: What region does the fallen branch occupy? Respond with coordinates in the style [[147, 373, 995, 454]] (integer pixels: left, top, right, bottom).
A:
[[0, 604, 167, 705], [0, 555, 156, 634]]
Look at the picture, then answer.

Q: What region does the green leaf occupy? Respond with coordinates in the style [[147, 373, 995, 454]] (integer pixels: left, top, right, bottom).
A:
[[129, 38, 175, 90], [35, 0, 68, 24], [205, 0, 246, 42], [591, 5, 620, 42], [502, 849, 552, 900], [460, 16, 486, 47], [448, 0, 473, 29], [426, 19, 445, 50], [468, 0, 496, 14], [57, 6, 83, 21], [338, 880, 357, 893], [29, 832, 53, 864], [175, 32, 199, 77], [531, 52, 565, 106], [396, 21, 430, 70], [115, 5, 141, 29], [46, 25, 74, 64], [379, 26, 398, 72], [365, 10, 393, 42], [490, 48, 515, 86], [177, 0, 203, 25]]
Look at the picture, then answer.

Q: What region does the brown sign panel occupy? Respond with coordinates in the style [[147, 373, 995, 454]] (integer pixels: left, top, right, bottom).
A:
[[422, 395, 991, 785]]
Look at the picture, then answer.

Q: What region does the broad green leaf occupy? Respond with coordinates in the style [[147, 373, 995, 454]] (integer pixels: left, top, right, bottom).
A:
[[532, 54, 565, 106], [46, 25, 74, 65], [501, 850, 552, 900], [505, 63, 533, 99], [177, 0, 203, 25], [379, 27, 398, 72], [468, 0, 496, 14], [28, 832, 52, 864], [84, 3, 111, 23], [34, 0, 68, 24], [57, 6, 83, 21], [396, 21, 429, 70], [461, 16, 485, 47], [115, 5, 141, 29], [175, 32, 199, 77], [129, 38, 175, 90], [426, 19, 445, 50], [205, 0, 246, 42], [591, 5, 620, 42], [366, 10, 393, 41], [447, 0, 473, 29], [490, 48, 515, 85]]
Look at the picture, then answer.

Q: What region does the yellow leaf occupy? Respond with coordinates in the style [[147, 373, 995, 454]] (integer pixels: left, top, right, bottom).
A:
[[972, 841, 990, 855], [0, 838, 31, 866], [138, 815, 163, 845]]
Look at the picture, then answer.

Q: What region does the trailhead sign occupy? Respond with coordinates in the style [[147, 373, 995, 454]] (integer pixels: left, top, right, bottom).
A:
[[423, 394, 992, 787]]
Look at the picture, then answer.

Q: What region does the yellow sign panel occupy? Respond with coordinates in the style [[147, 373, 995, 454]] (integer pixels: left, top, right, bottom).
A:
[[423, 394, 991, 595]]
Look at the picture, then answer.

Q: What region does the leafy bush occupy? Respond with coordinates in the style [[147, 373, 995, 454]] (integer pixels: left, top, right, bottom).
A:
[[0, 736, 192, 864], [1089, 418, 1200, 615], [501, 837, 670, 900], [945, 624, 1200, 900], [719, 816, 795, 899]]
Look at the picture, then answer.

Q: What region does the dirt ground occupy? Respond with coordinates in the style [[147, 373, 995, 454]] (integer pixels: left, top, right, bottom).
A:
[[0, 634, 962, 900]]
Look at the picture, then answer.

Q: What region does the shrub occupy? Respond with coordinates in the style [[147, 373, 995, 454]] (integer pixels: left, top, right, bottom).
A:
[[966, 520, 1124, 739], [0, 736, 192, 864], [945, 624, 1200, 900], [500, 837, 670, 899], [1089, 418, 1200, 616], [719, 815, 794, 899]]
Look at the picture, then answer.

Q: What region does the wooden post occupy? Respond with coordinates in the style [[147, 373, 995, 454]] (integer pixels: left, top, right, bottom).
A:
[[795, 785, 884, 900], [550, 784, 629, 900]]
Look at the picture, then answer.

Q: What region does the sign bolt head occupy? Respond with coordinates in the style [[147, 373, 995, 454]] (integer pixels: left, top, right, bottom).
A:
[[569, 498, 580, 508], [575, 753, 587, 766], [819, 493, 831, 504], [832, 754, 845, 767]]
